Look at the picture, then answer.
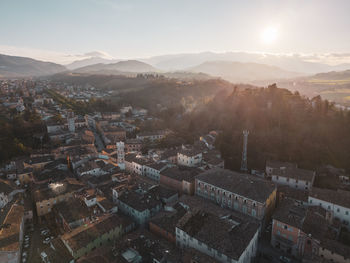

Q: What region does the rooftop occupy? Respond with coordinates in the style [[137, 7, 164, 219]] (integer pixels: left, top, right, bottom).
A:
[[42, 238, 75, 263], [272, 199, 307, 229], [272, 167, 315, 181], [266, 160, 297, 169], [33, 178, 85, 202], [55, 197, 91, 224], [310, 187, 350, 208], [196, 168, 276, 203], [0, 179, 14, 195], [161, 166, 203, 182], [0, 203, 24, 252], [61, 214, 132, 252], [277, 185, 309, 202], [177, 209, 259, 261], [118, 190, 161, 212], [150, 204, 186, 234]]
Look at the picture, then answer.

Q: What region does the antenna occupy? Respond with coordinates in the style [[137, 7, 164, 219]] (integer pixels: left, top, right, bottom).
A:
[[240, 130, 249, 173]]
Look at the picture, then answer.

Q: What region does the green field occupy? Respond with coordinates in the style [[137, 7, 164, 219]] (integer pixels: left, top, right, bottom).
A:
[[308, 78, 350, 85]]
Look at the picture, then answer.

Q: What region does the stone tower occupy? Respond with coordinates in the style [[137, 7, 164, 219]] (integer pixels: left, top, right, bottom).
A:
[[117, 141, 125, 170]]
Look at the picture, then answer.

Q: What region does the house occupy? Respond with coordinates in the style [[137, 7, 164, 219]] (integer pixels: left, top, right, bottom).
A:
[[202, 150, 224, 169], [318, 239, 350, 263], [160, 166, 202, 195], [0, 203, 24, 263], [23, 155, 55, 170], [54, 197, 93, 231], [177, 147, 203, 167], [277, 185, 309, 206], [176, 209, 259, 263], [99, 125, 126, 146], [76, 160, 113, 177], [265, 160, 297, 178], [33, 178, 85, 217], [271, 167, 315, 190], [101, 112, 120, 120], [97, 196, 118, 213], [271, 199, 346, 260], [132, 107, 148, 116], [136, 130, 170, 142], [308, 187, 350, 229], [116, 190, 162, 225], [195, 168, 277, 222], [143, 162, 169, 182], [114, 229, 183, 263], [125, 139, 143, 153], [149, 203, 187, 243], [40, 238, 74, 263], [0, 179, 15, 208], [271, 199, 308, 257], [161, 148, 178, 164], [124, 154, 151, 176], [61, 214, 135, 259]]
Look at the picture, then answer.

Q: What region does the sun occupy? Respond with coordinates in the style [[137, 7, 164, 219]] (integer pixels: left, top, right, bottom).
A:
[[261, 26, 278, 44]]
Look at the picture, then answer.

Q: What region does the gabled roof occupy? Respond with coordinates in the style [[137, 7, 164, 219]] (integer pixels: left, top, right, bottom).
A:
[[196, 168, 276, 203]]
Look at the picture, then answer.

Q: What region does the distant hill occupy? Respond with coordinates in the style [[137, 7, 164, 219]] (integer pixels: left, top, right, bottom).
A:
[[274, 69, 350, 106], [311, 70, 350, 80], [141, 51, 350, 74], [0, 54, 66, 78], [190, 61, 302, 82], [66, 57, 120, 70], [74, 60, 157, 74]]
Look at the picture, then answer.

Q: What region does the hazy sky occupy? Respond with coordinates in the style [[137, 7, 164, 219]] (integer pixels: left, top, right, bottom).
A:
[[1, 0, 350, 63]]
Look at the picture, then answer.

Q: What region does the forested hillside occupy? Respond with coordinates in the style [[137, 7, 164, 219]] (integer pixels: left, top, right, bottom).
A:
[[178, 84, 350, 171]]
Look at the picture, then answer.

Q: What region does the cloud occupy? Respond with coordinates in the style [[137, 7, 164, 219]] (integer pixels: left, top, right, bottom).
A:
[[300, 53, 350, 65], [0, 45, 114, 65]]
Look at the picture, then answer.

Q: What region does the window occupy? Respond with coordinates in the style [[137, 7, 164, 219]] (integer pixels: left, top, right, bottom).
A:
[[252, 209, 256, 217], [346, 211, 349, 215], [277, 230, 281, 236]]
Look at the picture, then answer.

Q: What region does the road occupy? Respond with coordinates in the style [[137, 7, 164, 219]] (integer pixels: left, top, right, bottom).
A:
[[88, 123, 105, 152]]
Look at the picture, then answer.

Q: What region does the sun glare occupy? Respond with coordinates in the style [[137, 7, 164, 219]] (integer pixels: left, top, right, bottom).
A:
[[261, 26, 278, 44]]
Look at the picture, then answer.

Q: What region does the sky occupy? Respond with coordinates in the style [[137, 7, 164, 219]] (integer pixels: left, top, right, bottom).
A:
[[1, 0, 350, 64]]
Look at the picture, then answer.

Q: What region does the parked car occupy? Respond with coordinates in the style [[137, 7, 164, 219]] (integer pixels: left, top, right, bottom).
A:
[[43, 237, 51, 244], [280, 256, 291, 263], [41, 229, 49, 236]]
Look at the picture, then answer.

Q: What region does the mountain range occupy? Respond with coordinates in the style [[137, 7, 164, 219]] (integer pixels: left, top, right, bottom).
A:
[[0, 54, 65, 78], [1, 51, 350, 84], [190, 61, 301, 82], [73, 60, 157, 74]]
